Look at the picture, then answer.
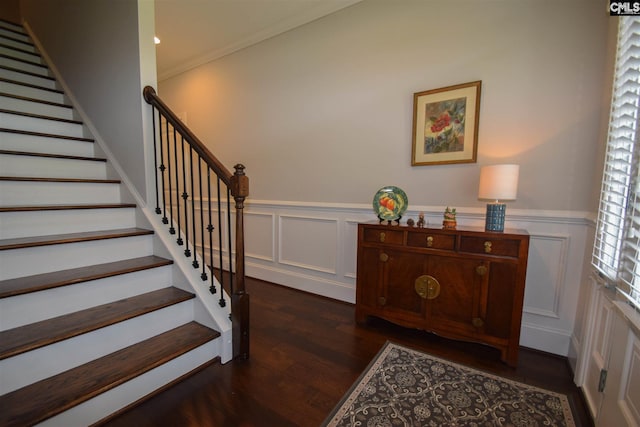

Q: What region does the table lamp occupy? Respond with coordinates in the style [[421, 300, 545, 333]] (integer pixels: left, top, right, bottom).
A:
[[478, 164, 519, 232]]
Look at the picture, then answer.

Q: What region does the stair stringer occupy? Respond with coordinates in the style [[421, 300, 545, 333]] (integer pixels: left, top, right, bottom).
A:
[[148, 211, 233, 363], [22, 21, 234, 363]]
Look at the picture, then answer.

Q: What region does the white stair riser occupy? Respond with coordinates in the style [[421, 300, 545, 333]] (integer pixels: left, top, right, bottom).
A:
[[0, 95, 74, 119], [0, 27, 30, 43], [0, 131, 95, 157], [0, 180, 120, 205], [0, 235, 154, 280], [0, 80, 65, 104], [0, 112, 85, 138], [0, 300, 195, 394], [0, 67, 57, 89], [0, 46, 43, 65], [0, 56, 48, 76], [0, 207, 136, 239], [0, 265, 173, 330], [0, 154, 107, 180], [0, 37, 36, 53], [40, 340, 218, 427]]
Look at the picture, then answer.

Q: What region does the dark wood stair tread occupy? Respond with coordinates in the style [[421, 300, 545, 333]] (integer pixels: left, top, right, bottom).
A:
[[0, 44, 40, 59], [0, 76, 61, 93], [0, 176, 120, 183], [0, 149, 106, 162], [0, 108, 81, 124], [0, 91, 70, 106], [0, 22, 30, 39], [0, 65, 55, 81], [0, 287, 195, 360], [0, 255, 173, 298], [0, 227, 153, 251], [0, 322, 219, 427], [0, 53, 47, 68], [0, 33, 33, 48], [0, 203, 136, 212], [0, 127, 93, 142]]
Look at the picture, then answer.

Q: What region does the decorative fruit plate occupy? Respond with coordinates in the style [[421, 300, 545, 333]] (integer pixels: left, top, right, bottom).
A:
[[373, 186, 408, 222]]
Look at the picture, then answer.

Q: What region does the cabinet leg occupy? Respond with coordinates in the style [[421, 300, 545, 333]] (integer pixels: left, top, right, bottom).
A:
[[502, 348, 518, 368], [355, 310, 368, 325]]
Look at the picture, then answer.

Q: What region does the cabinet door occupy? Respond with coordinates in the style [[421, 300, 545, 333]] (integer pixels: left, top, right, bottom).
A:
[[425, 255, 486, 338], [356, 246, 383, 311], [483, 261, 518, 340], [379, 248, 427, 326]]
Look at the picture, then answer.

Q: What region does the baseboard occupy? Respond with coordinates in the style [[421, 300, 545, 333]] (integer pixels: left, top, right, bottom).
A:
[[520, 321, 571, 356], [246, 261, 355, 303]]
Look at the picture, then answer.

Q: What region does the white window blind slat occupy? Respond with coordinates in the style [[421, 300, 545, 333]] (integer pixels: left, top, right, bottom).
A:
[[593, 16, 640, 312]]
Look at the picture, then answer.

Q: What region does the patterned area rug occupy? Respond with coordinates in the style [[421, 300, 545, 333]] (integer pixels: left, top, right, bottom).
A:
[[323, 342, 575, 427]]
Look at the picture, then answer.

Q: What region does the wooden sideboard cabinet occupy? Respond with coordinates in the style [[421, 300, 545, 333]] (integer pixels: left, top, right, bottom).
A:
[[355, 222, 530, 367]]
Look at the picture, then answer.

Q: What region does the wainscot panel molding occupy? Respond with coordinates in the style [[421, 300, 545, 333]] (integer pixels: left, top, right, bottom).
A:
[[523, 233, 570, 319], [244, 211, 276, 262], [187, 198, 593, 357], [278, 215, 339, 274]]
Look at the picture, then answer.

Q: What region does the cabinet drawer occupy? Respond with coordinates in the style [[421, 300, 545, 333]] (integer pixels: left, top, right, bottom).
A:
[[362, 228, 404, 245], [406, 231, 455, 251], [459, 236, 521, 257]]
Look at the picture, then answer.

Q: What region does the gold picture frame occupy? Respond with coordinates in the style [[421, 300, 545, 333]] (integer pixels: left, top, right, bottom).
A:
[[411, 81, 481, 166]]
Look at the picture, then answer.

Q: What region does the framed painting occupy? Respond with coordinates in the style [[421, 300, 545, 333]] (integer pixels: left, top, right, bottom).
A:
[[411, 81, 481, 166]]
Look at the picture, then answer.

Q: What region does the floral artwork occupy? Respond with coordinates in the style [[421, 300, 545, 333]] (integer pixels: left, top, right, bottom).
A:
[[424, 97, 466, 154], [412, 81, 481, 166]]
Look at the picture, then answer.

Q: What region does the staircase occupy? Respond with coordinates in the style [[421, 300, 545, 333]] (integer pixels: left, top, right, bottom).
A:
[[0, 19, 225, 426]]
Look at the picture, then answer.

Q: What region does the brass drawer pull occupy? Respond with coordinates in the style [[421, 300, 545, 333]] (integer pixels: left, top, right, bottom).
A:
[[378, 296, 387, 306], [484, 241, 492, 253], [472, 317, 485, 328], [379, 232, 386, 243], [476, 265, 487, 276], [380, 253, 389, 262], [426, 236, 434, 247], [415, 275, 440, 300]]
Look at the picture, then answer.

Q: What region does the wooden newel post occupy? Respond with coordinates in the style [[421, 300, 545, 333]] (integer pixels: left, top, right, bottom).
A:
[[231, 164, 249, 359]]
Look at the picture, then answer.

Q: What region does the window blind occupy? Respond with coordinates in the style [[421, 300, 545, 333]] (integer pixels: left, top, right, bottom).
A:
[[593, 17, 640, 311]]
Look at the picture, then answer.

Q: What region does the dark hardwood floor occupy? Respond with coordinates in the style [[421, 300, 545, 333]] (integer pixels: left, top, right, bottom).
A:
[[103, 277, 593, 427]]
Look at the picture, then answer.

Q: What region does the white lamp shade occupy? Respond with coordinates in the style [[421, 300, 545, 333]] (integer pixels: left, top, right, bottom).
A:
[[478, 164, 519, 201]]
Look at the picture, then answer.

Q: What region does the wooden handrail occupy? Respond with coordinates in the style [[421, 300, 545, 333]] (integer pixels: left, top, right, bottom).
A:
[[143, 86, 233, 188]]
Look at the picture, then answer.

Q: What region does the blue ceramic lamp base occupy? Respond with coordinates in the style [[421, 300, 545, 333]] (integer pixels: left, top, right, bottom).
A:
[[485, 203, 506, 232]]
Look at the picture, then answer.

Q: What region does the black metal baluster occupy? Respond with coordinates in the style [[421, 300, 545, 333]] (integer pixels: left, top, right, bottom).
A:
[[159, 117, 168, 225], [173, 127, 183, 244], [181, 135, 190, 256], [216, 178, 224, 298], [165, 119, 175, 233], [151, 106, 162, 215], [207, 170, 216, 295], [199, 157, 207, 279], [189, 146, 197, 264]]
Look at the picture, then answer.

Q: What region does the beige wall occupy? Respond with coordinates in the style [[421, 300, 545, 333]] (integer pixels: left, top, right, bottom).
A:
[[158, 0, 609, 212]]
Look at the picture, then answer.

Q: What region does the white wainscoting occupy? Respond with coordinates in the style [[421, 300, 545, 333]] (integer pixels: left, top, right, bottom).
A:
[[190, 198, 592, 357]]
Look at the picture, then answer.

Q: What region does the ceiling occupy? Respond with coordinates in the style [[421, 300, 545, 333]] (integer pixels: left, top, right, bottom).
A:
[[154, 0, 362, 81]]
